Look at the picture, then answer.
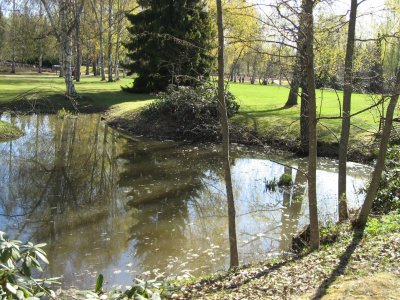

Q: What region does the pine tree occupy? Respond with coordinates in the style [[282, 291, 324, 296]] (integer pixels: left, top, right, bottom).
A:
[[125, 0, 214, 93]]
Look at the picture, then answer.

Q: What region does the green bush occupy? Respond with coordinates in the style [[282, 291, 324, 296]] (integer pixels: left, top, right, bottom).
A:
[[0, 231, 58, 299], [78, 275, 173, 299], [373, 146, 400, 214], [140, 84, 240, 138], [278, 174, 292, 187]]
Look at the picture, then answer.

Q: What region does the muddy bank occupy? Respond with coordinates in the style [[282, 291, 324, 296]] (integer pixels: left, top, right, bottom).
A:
[[106, 111, 376, 164]]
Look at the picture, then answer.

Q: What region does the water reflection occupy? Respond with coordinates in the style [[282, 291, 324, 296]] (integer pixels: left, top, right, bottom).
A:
[[0, 113, 371, 289]]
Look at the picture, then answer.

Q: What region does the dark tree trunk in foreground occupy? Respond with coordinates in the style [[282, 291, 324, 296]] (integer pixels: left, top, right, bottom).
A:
[[355, 71, 400, 228], [338, 0, 358, 221], [298, 6, 309, 153], [216, 0, 239, 268], [303, 0, 319, 250]]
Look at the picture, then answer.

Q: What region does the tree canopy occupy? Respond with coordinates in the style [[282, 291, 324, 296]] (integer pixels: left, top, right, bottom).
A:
[[125, 0, 215, 93]]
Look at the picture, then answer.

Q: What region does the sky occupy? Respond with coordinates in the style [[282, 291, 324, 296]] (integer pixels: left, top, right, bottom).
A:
[[254, 0, 392, 38]]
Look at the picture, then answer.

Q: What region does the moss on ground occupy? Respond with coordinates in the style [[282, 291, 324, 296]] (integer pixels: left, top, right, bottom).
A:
[[0, 120, 23, 141]]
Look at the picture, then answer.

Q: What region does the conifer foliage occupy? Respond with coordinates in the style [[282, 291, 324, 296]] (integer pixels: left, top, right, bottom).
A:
[[125, 0, 214, 93]]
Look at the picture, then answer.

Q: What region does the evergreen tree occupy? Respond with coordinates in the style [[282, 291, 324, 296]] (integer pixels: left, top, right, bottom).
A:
[[125, 0, 214, 93]]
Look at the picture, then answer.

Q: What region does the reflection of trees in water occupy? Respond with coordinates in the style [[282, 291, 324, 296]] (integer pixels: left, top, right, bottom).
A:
[[0, 114, 128, 284], [279, 163, 307, 251], [118, 141, 226, 275], [0, 114, 324, 285]]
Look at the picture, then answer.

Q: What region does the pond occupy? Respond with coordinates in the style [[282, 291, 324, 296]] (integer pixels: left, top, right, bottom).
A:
[[0, 113, 372, 289]]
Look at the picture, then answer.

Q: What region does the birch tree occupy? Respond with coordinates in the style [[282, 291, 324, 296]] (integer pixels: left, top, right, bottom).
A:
[[41, 0, 84, 98]]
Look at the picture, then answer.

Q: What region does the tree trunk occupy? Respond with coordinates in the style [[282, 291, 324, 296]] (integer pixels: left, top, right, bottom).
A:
[[59, 42, 64, 78], [355, 71, 400, 228], [86, 52, 90, 75], [303, 0, 319, 251], [60, 3, 77, 98], [11, 0, 16, 74], [286, 58, 301, 106], [298, 12, 309, 153], [100, 0, 106, 81], [114, 0, 122, 81], [74, 16, 81, 82], [338, 0, 358, 221], [216, 0, 239, 268], [93, 57, 98, 76], [300, 79, 309, 152], [38, 3, 43, 74], [107, 0, 114, 82]]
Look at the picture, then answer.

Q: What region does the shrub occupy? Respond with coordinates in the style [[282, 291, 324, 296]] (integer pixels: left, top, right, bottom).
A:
[[0, 231, 58, 299], [373, 146, 400, 214], [78, 275, 172, 299], [140, 84, 240, 138], [277, 174, 293, 187]]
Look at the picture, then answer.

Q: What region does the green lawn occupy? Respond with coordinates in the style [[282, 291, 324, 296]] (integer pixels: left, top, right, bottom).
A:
[[0, 76, 154, 109], [0, 75, 393, 147], [229, 82, 385, 144]]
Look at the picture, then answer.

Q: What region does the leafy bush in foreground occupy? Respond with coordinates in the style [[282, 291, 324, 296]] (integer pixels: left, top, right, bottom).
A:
[[0, 231, 58, 299], [373, 146, 400, 214], [78, 275, 170, 300], [140, 84, 240, 137]]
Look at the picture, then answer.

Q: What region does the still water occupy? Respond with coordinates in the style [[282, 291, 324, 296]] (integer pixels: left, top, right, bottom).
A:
[[0, 114, 371, 289]]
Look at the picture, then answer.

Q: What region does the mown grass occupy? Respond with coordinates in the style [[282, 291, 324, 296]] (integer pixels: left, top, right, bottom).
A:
[[229, 82, 385, 145], [0, 76, 154, 109], [0, 76, 394, 150]]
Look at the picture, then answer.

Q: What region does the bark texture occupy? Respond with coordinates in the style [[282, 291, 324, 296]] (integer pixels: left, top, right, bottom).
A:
[[355, 71, 400, 228], [303, 0, 319, 250], [107, 0, 114, 82], [216, 0, 239, 268], [100, 0, 106, 81], [338, 0, 358, 221]]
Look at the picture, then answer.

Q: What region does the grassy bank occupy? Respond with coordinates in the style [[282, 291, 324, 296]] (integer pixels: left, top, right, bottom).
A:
[[0, 76, 154, 112], [228, 83, 389, 158], [108, 82, 391, 160], [0, 120, 23, 141], [1, 76, 396, 160], [172, 213, 400, 299]]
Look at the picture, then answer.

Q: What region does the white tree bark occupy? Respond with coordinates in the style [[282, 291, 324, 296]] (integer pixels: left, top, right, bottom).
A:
[[107, 0, 114, 82]]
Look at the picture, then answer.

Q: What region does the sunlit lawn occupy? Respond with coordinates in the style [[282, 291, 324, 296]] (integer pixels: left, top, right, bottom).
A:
[[0, 75, 389, 144], [229, 82, 384, 144], [0, 75, 154, 109]]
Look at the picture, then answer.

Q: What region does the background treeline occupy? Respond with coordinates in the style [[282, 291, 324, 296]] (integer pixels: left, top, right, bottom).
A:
[[0, 0, 399, 94]]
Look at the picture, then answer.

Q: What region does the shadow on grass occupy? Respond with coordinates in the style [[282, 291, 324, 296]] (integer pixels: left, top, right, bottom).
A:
[[311, 227, 365, 300], [81, 91, 155, 109], [0, 90, 155, 114]]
